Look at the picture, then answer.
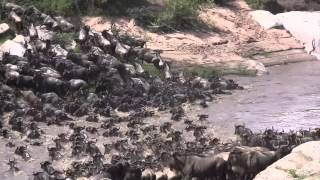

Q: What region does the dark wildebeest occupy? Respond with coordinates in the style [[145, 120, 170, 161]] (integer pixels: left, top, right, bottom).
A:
[[228, 145, 292, 180], [169, 152, 227, 180]]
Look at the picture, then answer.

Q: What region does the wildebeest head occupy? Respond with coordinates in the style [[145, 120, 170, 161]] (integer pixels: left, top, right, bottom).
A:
[[276, 145, 292, 159], [234, 124, 244, 135], [234, 124, 253, 137]]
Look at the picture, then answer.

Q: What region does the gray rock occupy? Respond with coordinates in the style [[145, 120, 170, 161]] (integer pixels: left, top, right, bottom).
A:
[[0, 40, 26, 57], [0, 23, 10, 35], [255, 141, 320, 180]]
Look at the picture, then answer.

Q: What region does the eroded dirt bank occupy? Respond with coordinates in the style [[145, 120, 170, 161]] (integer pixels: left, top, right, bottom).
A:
[[83, 0, 309, 75]]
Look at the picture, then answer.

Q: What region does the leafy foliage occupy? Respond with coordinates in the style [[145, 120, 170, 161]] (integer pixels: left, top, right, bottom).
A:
[[136, 0, 214, 31], [185, 65, 222, 78], [8, 0, 219, 30], [245, 0, 272, 9], [157, 0, 198, 28], [0, 34, 12, 45], [13, 0, 75, 16], [142, 63, 161, 77]]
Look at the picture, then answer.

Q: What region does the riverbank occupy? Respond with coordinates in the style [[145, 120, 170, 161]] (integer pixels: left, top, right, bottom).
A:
[[83, 0, 314, 76]]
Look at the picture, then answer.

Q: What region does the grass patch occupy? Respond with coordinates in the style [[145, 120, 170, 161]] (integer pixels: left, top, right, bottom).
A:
[[7, 0, 217, 31], [0, 33, 14, 45], [155, 0, 215, 31], [235, 68, 257, 76], [245, 0, 272, 9], [288, 169, 307, 180], [184, 65, 222, 78], [52, 32, 77, 48], [14, 0, 75, 16], [131, 0, 217, 32], [182, 64, 259, 78], [74, 43, 81, 53], [0, 36, 9, 45], [142, 63, 161, 77]]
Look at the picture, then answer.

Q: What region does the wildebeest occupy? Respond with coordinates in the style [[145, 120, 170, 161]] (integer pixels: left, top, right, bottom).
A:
[[104, 162, 142, 180], [169, 152, 228, 180], [228, 145, 292, 180], [34, 72, 68, 95]]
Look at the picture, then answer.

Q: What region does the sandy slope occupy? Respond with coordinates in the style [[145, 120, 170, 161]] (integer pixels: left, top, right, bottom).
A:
[[83, 0, 304, 75]]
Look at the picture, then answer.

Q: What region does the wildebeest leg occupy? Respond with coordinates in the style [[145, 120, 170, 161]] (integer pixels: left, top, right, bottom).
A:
[[182, 163, 194, 180]]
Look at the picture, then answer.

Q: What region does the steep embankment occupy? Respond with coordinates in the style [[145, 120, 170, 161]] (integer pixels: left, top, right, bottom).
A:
[[84, 0, 313, 76]]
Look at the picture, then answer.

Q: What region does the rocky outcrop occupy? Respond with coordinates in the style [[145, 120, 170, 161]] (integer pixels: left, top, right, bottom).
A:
[[254, 141, 320, 180]]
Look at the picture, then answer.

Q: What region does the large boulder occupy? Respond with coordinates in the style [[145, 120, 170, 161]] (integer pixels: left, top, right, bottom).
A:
[[254, 141, 320, 180], [250, 10, 320, 60], [249, 10, 282, 29], [0, 40, 26, 57], [276, 11, 320, 59]]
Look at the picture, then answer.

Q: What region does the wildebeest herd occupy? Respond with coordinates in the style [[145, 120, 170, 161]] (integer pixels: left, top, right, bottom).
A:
[[0, 2, 320, 180]]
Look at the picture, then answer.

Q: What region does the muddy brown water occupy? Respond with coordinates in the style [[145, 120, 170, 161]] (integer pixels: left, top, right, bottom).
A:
[[204, 61, 320, 137], [1, 61, 320, 179]]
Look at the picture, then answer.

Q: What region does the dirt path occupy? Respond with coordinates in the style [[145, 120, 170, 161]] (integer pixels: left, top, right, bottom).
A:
[[83, 0, 313, 75]]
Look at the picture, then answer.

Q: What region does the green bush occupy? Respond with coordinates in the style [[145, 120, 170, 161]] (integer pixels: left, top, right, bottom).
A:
[[156, 0, 199, 29], [141, 63, 161, 77], [185, 65, 222, 78], [13, 0, 75, 16], [245, 0, 272, 9], [155, 0, 216, 30], [0, 34, 12, 45], [7, 0, 218, 29]]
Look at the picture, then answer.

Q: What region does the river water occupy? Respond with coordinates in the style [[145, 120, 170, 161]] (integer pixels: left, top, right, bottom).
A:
[[204, 61, 320, 137]]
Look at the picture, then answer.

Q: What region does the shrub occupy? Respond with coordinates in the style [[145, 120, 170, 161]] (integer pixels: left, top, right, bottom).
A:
[[142, 63, 161, 77], [13, 0, 75, 16], [245, 0, 285, 13], [156, 0, 199, 29], [245, 0, 272, 9], [154, 0, 217, 30], [0, 34, 13, 45], [185, 65, 222, 78]]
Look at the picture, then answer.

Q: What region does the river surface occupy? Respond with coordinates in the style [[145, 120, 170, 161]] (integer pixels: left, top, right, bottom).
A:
[[205, 61, 320, 137]]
